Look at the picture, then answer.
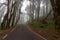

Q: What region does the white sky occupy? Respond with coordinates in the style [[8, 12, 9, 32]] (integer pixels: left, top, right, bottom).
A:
[[21, 0, 30, 13], [0, 0, 6, 3]]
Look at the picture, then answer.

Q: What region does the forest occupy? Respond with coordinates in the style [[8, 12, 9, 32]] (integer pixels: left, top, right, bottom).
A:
[[0, 0, 60, 40]]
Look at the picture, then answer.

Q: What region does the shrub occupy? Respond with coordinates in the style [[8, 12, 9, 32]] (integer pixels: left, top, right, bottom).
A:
[[27, 19, 54, 29]]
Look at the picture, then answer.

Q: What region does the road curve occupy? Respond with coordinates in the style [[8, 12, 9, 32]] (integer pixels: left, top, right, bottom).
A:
[[2, 24, 45, 40]]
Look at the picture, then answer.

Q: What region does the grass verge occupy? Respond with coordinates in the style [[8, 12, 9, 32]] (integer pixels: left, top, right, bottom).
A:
[[27, 19, 60, 40], [27, 19, 54, 30]]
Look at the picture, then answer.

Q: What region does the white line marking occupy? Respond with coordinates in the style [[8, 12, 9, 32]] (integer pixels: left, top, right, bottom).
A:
[[27, 26, 47, 40], [2, 25, 17, 39], [2, 34, 8, 39]]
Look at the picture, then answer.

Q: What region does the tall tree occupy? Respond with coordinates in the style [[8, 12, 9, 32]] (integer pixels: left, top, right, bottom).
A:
[[31, 0, 35, 22], [29, 0, 35, 22], [50, 0, 60, 29], [1, 0, 22, 30], [1, 0, 10, 29], [37, 0, 40, 21]]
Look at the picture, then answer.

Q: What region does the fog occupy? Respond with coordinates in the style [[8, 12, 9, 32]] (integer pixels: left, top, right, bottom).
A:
[[0, 0, 52, 24]]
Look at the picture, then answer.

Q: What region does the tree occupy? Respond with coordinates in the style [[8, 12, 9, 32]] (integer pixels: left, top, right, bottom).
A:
[[1, 0, 10, 29], [31, 0, 35, 22], [29, 0, 35, 22], [15, 3, 22, 25], [50, 0, 60, 29], [37, 0, 40, 21], [1, 0, 22, 30]]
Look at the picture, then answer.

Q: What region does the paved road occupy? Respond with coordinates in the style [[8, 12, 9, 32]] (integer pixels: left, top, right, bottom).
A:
[[0, 38, 2, 40], [2, 24, 45, 40]]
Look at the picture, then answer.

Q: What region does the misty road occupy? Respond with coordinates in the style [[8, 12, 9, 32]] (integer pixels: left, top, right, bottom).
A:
[[2, 24, 45, 40]]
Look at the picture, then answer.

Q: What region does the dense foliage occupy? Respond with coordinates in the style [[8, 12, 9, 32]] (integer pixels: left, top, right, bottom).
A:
[[56, 0, 60, 15]]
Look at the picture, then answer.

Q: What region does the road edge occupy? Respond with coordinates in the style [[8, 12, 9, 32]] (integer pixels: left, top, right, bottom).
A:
[[2, 25, 19, 39], [26, 25, 47, 40]]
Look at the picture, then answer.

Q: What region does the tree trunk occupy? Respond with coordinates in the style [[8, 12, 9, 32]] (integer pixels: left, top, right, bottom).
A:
[[37, 0, 40, 22], [50, 0, 60, 29], [1, 0, 10, 29]]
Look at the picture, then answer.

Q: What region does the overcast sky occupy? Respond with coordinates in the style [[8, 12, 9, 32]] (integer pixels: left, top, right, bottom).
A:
[[0, 0, 6, 3], [21, 0, 30, 13]]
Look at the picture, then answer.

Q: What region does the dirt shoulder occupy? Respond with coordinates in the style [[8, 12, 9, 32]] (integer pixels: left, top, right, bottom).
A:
[[0, 25, 19, 38], [30, 26, 60, 40], [0, 27, 14, 37]]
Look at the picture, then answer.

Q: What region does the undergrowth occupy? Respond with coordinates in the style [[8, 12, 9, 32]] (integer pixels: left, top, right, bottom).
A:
[[27, 19, 54, 30]]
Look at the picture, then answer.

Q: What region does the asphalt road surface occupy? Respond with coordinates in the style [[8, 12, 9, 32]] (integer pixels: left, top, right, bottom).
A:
[[0, 38, 2, 40], [2, 24, 45, 40]]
